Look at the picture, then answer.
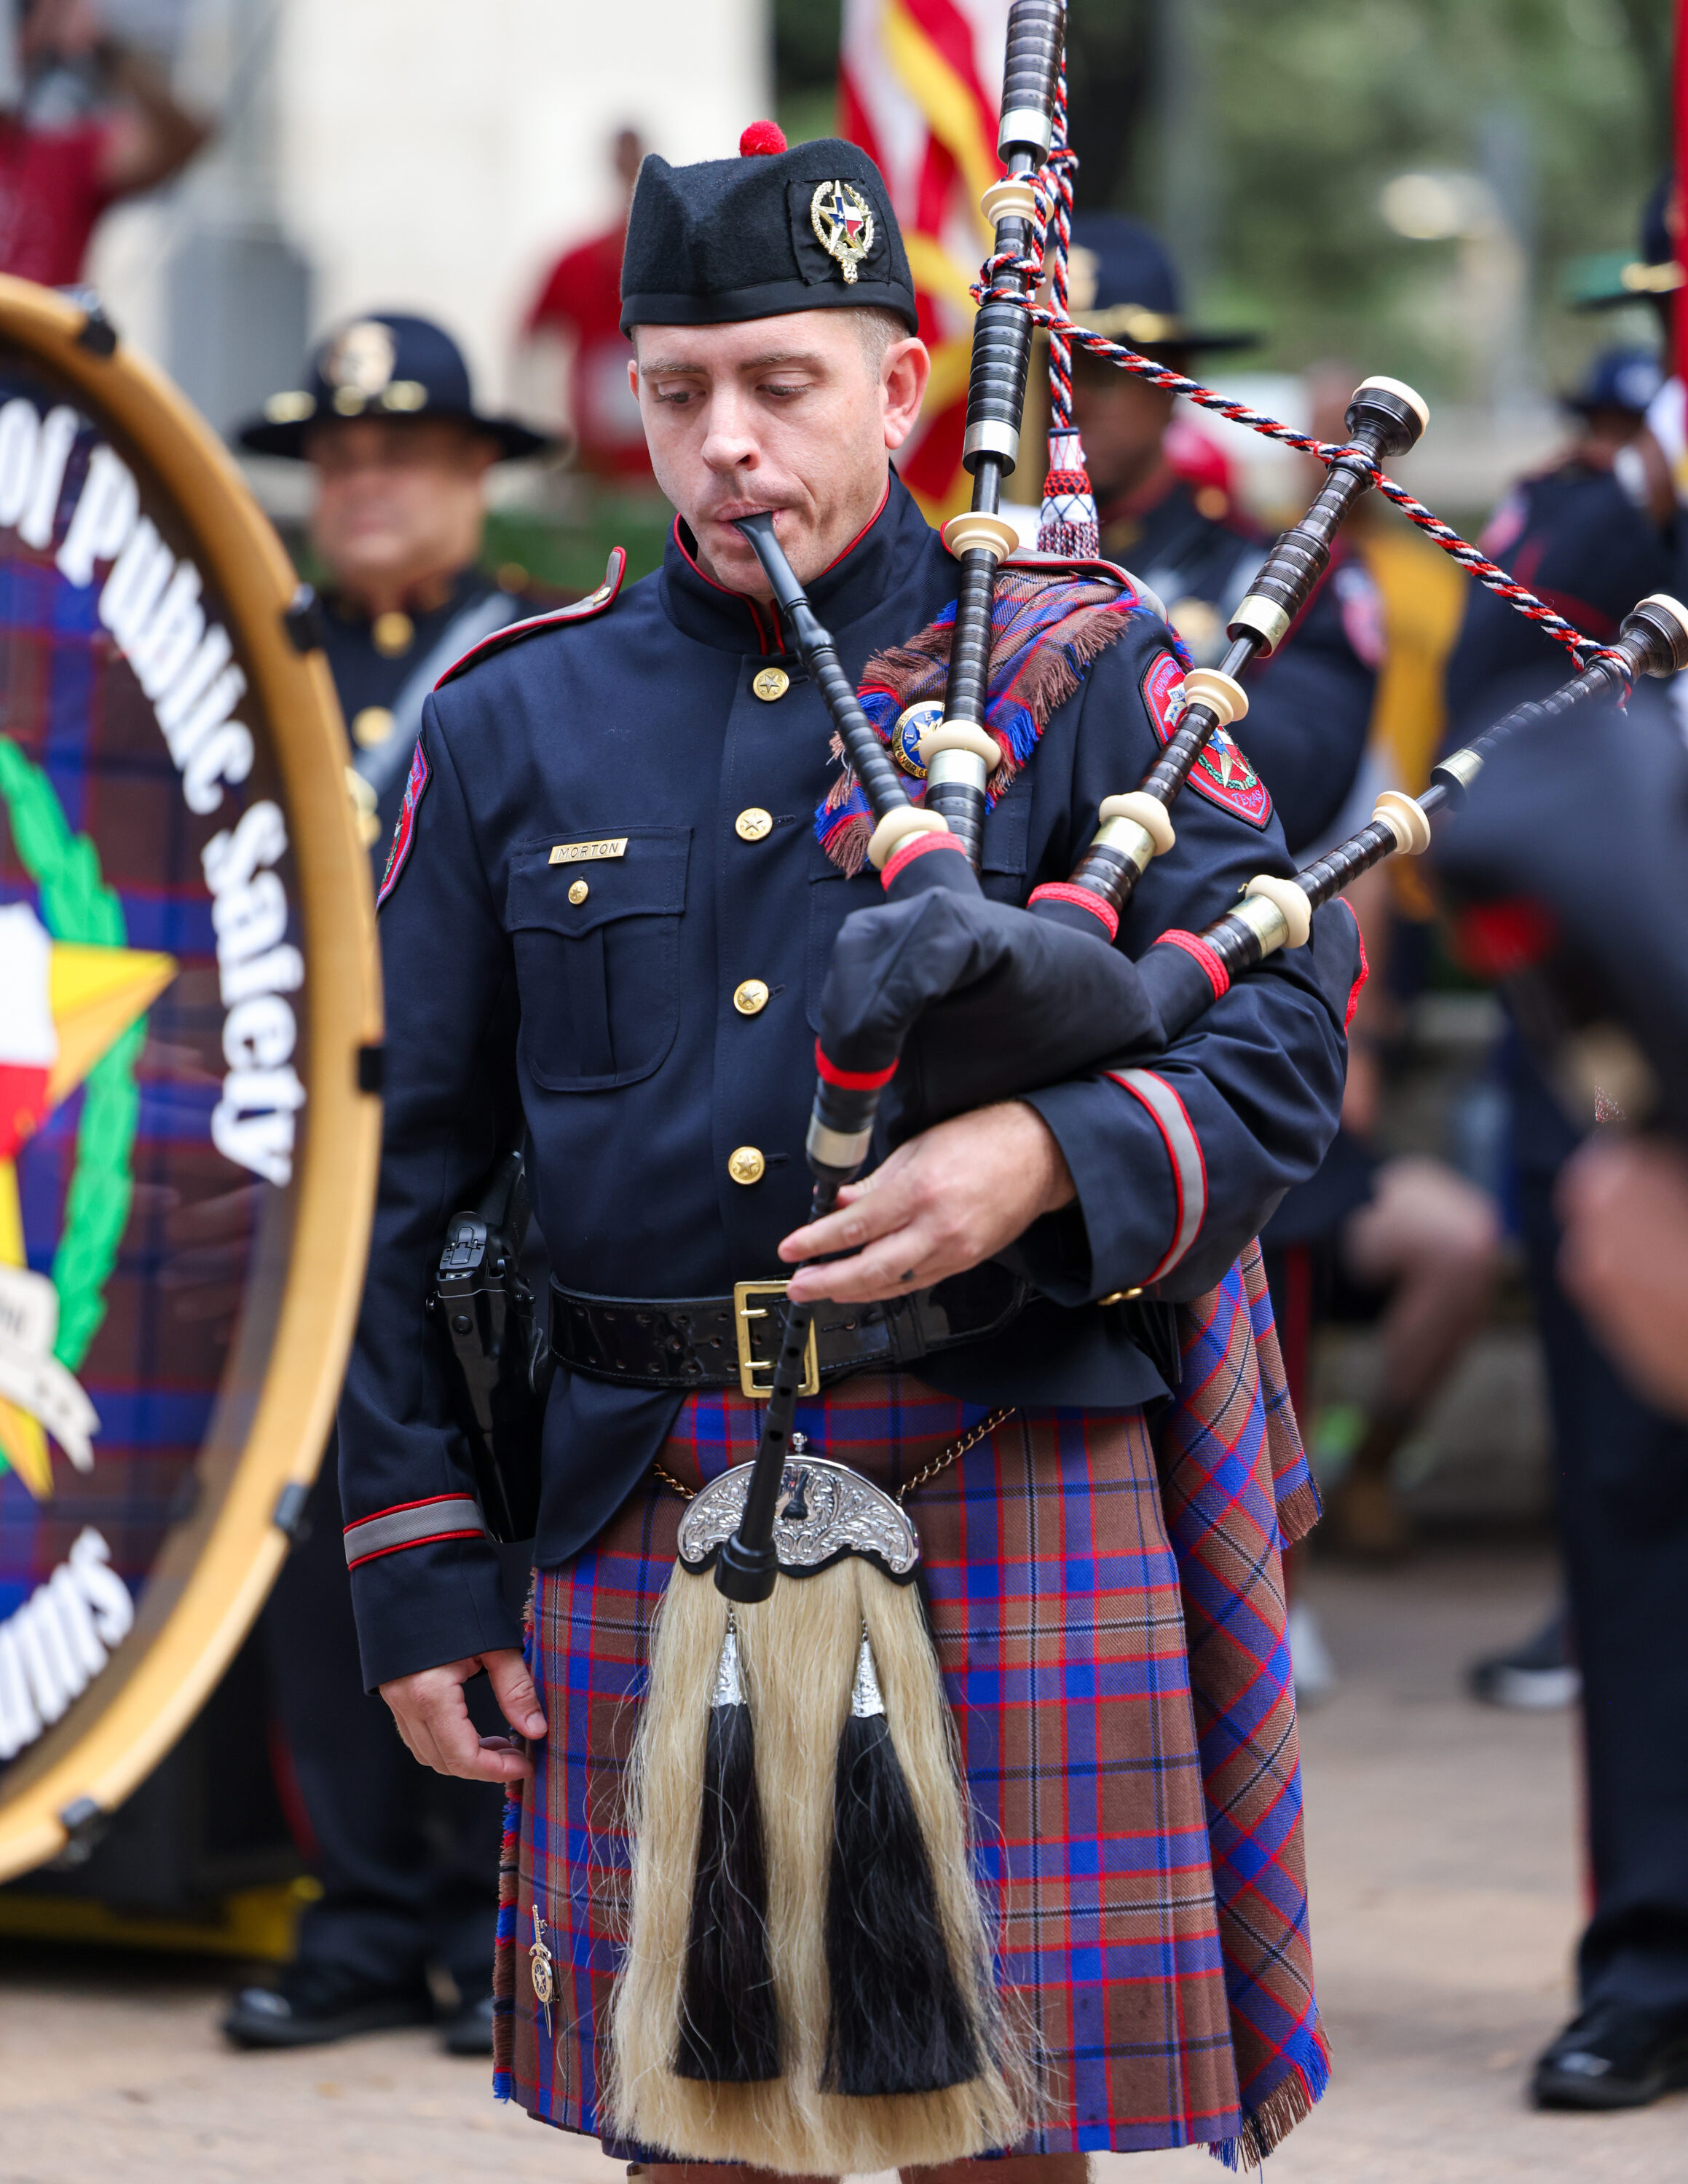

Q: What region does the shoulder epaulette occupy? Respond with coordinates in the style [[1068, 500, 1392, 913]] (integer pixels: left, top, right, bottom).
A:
[[435, 547, 626, 690]]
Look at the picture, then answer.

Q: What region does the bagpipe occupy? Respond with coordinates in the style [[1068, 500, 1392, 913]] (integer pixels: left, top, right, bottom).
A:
[[607, 1, 1688, 2167]]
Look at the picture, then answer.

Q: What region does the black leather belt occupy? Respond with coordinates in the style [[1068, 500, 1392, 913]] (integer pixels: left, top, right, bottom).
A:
[[548, 1263, 1028, 1395]]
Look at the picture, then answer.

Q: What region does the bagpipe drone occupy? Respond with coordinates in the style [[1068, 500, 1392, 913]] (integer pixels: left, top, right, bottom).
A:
[[607, 0, 1688, 2166]]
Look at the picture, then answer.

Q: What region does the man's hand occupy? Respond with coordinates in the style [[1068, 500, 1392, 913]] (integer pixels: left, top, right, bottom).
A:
[[780, 1101, 1075, 1305], [380, 1650, 547, 1783], [1557, 1136, 1688, 1420]]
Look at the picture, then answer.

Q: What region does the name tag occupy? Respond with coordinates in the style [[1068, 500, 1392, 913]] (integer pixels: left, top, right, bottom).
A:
[[549, 837, 628, 866]]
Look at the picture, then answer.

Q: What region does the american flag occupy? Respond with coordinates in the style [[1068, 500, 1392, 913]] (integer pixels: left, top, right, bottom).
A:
[[838, 0, 1009, 519]]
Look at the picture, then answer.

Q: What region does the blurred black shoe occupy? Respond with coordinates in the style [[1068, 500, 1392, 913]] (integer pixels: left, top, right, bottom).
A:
[[1467, 1605, 1580, 1711], [441, 1992, 494, 2055], [223, 1961, 434, 2049], [1532, 2000, 1688, 2109]]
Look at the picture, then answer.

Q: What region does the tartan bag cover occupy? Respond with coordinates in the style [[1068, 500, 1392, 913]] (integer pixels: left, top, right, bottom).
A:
[[494, 1242, 1326, 2167]]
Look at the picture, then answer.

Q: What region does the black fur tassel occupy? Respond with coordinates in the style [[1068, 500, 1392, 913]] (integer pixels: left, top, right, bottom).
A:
[[824, 1632, 982, 2096], [674, 1619, 781, 2082]]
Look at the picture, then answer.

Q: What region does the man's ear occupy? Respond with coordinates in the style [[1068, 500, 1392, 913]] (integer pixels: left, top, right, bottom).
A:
[[881, 337, 931, 453]]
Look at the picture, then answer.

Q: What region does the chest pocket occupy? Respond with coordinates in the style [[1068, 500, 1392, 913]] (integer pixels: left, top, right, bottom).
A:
[[508, 827, 690, 1091], [805, 796, 1030, 1032]]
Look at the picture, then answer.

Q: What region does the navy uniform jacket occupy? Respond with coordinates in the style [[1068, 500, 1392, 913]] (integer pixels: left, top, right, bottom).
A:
[[1103, 476, 1382, 855], [324, 568, 549, 857], [1443, 457, 1679, 1176], [340, 478, 1355, 1688]]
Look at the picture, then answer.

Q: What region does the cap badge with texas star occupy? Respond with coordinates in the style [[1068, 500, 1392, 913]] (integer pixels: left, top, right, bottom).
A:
[[811, 180, 875, 285]]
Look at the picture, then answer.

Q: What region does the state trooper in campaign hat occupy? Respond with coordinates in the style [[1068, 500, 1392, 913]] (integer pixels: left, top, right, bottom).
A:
[[240, 312, 556, 461], [236, 313, 564, 861], [1066, 213, 1384, 860], [336, 118, 1354, 2167], [1565, 347, 1665, 424], [1569, 173, 1683, 318], [223, 311, 559, 2057]]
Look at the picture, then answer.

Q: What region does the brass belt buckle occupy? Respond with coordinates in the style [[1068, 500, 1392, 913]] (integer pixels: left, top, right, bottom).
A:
[[732, 1279, 821, 1401]]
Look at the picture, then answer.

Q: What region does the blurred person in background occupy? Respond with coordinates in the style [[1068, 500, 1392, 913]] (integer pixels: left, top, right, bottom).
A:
[[0, 0, 208, 286], [1558, 1138, 1688, 1423], [219, 314, 560, 2054], [1262, 365, 1504, 1609], [1068, 212, 1384, 851], [1260, 844, 1504, 1589], [1441, 216, 1688, 2105], [516, 124, 653, 482], [240, 312, 564, 854]]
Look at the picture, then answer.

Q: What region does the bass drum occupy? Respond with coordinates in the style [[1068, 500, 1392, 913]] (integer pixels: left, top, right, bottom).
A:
[[0, 278, 381, 1880]]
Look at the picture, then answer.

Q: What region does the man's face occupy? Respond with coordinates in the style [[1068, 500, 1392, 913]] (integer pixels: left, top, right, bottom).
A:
[[630, 311, 929, 594], [306, 418, 495, 596], [1070, 352, 1178, 505]]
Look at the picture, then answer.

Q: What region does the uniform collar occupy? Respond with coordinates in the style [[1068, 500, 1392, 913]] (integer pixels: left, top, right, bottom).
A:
[[325, 561, 489, 633], [658, 472, 933, 655]]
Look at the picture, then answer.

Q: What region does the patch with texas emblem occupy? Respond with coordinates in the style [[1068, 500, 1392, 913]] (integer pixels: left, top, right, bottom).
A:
[[377, 739, 430, 909], [1140, 651, 1272, 830]]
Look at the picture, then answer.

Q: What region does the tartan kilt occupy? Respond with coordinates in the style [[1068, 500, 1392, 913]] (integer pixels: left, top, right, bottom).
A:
[[495, 1374, 1259, 2159]]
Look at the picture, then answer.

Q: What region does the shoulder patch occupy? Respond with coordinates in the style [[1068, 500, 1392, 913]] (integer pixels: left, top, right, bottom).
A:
[[376, 739, 430, 909], [435, 547, 626, 690], [1141, 651, 1273, 830]]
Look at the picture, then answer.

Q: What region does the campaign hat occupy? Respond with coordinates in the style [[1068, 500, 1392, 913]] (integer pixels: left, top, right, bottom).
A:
[[1066, 213, 1257, 354], [1568, 175, 1683, 312], [1563, 346, 1663, 419], [619, 124, 918, 336], [237, 312, 559, 461]]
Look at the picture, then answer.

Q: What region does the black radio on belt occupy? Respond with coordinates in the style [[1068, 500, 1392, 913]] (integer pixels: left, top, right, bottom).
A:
[[429, 1151, 552, 1543]]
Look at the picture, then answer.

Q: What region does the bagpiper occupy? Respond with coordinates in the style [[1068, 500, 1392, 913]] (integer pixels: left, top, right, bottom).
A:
[[338, 120, 1355, 2173]]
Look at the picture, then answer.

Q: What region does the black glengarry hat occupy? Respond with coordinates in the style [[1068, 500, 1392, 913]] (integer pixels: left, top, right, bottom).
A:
[[620, 124, 918, 336], [237, 312, 559, 461]]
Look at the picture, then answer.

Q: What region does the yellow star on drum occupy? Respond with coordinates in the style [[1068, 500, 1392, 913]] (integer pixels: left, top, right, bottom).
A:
[[0, 903, 175, 1496]]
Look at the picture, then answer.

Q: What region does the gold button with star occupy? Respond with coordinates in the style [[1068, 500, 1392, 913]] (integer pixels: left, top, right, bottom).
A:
[[733, 978, 770, 1016], [752, 666, 790, 702], [727, 1145, 766, 1186], [568, 879, 589, 905], [372, 609, 414, 657], [735, 807, 773, 842], [351, 705, 394, 749]]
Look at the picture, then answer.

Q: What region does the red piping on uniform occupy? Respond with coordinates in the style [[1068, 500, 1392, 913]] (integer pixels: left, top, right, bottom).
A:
[[1029, 882, 1119, 940], [671, 516, 781, 652], [1158, 927, 1231, 1001], [1341, 901, 1369, 1032], [346, 1529, 484, 1572], [814, 1040, 897, 1091], [816, 477, 891, 575], [342, 1490, 476, 1535], [881, 828, 967, 889], [434, 548, 627, 689]]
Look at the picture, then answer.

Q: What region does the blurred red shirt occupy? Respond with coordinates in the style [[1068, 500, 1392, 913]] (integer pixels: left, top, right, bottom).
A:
[[0, 118, 114, 286], [526, 224, 652, 482]]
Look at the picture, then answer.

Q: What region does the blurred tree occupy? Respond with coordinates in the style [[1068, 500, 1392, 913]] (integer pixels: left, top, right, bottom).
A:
[[773, 0, 1673, 397]]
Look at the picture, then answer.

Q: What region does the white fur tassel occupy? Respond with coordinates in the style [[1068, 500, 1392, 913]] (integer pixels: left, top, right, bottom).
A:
[[607, 1556, 1036, 2170]]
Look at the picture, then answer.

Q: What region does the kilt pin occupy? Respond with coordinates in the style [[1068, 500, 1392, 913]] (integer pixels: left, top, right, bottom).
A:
[[494, 1244, 1328, 2165]]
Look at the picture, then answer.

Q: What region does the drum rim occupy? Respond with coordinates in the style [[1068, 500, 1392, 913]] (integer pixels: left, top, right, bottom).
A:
[[0, 275, 383, 1884]]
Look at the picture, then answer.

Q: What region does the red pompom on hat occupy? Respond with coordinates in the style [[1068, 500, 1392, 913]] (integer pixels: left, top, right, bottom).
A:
[[739, 119, 787, 157]]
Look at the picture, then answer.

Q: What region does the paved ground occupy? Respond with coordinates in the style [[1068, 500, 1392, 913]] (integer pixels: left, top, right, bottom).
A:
[[1, 1546, 1683, 2183]]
